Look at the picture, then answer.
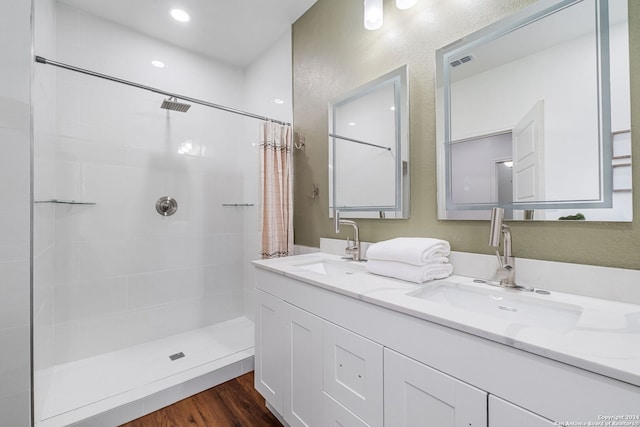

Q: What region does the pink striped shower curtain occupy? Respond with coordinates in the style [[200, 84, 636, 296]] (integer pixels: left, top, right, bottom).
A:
[[259, 121, 293, 258]]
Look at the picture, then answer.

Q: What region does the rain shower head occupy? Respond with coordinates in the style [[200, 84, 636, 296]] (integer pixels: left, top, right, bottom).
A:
[[161, 96, 191, 112]]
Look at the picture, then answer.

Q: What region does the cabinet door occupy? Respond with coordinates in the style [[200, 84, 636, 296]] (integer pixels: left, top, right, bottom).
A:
[[489, 395, 555, 427], [283, 302, 324, 427], [323, 321, 384, 427], [384, 348, 487, 427], [255, 289, 284, 413]]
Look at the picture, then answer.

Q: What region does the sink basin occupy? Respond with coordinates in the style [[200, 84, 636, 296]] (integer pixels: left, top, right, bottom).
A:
[[293, 259, 366, 277], [408, 282, 583, 332]]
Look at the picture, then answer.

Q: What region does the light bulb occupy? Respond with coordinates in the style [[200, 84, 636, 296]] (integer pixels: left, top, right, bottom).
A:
[[396, 0, 417, 9], [364, 0, 383, 30], [170, 9, 190, 22]]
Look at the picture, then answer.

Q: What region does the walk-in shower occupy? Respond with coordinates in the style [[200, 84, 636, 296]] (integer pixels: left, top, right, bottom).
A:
[[32, 42, 290, 427]]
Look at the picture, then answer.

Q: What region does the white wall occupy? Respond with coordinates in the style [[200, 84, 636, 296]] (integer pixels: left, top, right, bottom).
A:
[[241, 28, 294, 320], [0, 0, 33, 425], [41, 4, 251, 364], [33, 0, 57, 421]]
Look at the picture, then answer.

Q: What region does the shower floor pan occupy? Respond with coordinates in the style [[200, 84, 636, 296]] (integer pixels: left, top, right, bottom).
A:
[[38, 316, 255, 427]]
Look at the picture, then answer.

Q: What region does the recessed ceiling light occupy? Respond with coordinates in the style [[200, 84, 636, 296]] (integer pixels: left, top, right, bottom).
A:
[[273, 98, 284, 105], [170, 9, 190, 22], [396, 0, 417, 9], [151, 60, 166, 69], [348, 122, 356, 126]]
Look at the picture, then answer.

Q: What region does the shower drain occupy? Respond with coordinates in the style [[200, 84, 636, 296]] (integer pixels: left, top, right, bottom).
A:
[[169, 351, 185, 361]]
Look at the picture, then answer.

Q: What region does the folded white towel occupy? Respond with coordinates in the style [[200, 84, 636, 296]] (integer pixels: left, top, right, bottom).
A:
[[366, 237, 451, 266], [366, 259, 453, 283]]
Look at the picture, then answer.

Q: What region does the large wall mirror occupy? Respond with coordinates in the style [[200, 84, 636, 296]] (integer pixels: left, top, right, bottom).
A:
[[329, 65, 409, 219], [436, 0, 631, 221]]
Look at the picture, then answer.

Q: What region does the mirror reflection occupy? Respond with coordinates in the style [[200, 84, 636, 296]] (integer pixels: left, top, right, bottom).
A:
[[329, 65, 409, 219], [436, 0, 631, 221]]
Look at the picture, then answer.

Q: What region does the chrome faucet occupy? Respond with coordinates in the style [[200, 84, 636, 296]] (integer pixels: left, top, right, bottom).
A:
[[334, 210, 362, 261], [488, 207, 516, 287]]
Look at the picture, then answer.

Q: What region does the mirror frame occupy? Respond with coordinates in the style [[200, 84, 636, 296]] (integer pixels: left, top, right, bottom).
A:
[[329, 65, 410, 219], [436, 0, 615, 218]]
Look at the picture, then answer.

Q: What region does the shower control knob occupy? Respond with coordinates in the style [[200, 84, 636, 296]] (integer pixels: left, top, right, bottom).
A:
[[156, 196, 178, 217]]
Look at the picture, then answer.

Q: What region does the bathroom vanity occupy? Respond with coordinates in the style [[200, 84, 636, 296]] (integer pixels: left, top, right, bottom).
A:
[[253, 254, 640, 427]]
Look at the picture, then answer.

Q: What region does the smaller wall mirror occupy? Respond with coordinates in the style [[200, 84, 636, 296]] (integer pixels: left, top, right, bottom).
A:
[[435, 0, 631, 221], [329, 65, 410, 219]]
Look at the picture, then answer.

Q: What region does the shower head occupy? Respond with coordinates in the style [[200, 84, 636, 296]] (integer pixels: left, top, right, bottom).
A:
[[161, 96, 191, 113]]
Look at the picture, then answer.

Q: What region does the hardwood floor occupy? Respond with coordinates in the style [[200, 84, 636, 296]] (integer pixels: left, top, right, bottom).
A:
[[120, 371, 283, 427]]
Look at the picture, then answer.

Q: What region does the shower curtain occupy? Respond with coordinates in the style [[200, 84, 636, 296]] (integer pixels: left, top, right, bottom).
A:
[[259, 121, 293, 258]]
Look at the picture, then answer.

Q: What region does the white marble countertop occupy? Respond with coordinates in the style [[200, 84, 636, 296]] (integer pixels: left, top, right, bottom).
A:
[[253, 252, 640, 388]]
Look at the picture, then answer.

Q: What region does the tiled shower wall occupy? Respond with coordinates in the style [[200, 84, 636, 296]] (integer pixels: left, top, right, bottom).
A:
[[33, 3, 293, 368], [33, 0, 57, 422], [46, 4, 244, 364]]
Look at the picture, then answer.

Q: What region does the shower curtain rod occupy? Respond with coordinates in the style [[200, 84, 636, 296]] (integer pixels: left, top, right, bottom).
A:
[[34, 56, 292, 126]]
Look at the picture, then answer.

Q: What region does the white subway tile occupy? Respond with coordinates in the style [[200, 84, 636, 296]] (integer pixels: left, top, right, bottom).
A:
[[203, 262, 243, 296], [54, 277, 128, 323], [127, 268, 203, 310]]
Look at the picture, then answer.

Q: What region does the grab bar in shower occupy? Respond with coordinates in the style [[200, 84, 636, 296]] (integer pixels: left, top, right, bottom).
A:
[[34, 199, 97, 205], [222, 203, 254, 207]]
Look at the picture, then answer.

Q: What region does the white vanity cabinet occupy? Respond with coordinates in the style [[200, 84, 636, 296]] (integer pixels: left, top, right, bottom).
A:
[[384, 348, 487, 427], [253, 266, 640, 427], [321, 391, 372, 427], [255, 289, 285, 413], [322, 321, 383, 427], [256, 288, 383, 427], [282, 299, 324, 427], [255, 289, 324, 427], [489, 396, 555, 426]]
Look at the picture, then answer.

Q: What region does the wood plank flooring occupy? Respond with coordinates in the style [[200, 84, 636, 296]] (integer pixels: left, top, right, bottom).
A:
[[120, 371, 283, 427]]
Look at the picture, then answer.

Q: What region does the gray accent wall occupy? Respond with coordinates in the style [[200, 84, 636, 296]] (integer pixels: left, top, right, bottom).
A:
[[292, 0, 640, 270]]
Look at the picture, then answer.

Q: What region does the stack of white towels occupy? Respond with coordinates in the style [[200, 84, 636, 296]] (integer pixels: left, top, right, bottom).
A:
[[365, 237, 453, 283]]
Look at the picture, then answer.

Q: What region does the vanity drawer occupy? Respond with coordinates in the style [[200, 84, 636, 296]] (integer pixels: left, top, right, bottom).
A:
[[322, 321, 383, 427], [322, 391, 372, 427]]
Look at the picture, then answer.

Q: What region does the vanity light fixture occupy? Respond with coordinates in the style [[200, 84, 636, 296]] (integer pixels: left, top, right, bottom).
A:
[[364, 0, 383, 30], [170, 8, 190, 22], [396, 0, 417, 9]]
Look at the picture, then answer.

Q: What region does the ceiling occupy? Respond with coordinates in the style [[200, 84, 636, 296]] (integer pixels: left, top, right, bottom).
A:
[[57, 0, 318, 67]]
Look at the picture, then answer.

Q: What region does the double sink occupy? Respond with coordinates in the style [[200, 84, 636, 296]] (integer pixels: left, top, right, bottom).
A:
[[292, 257, 583, 333]]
